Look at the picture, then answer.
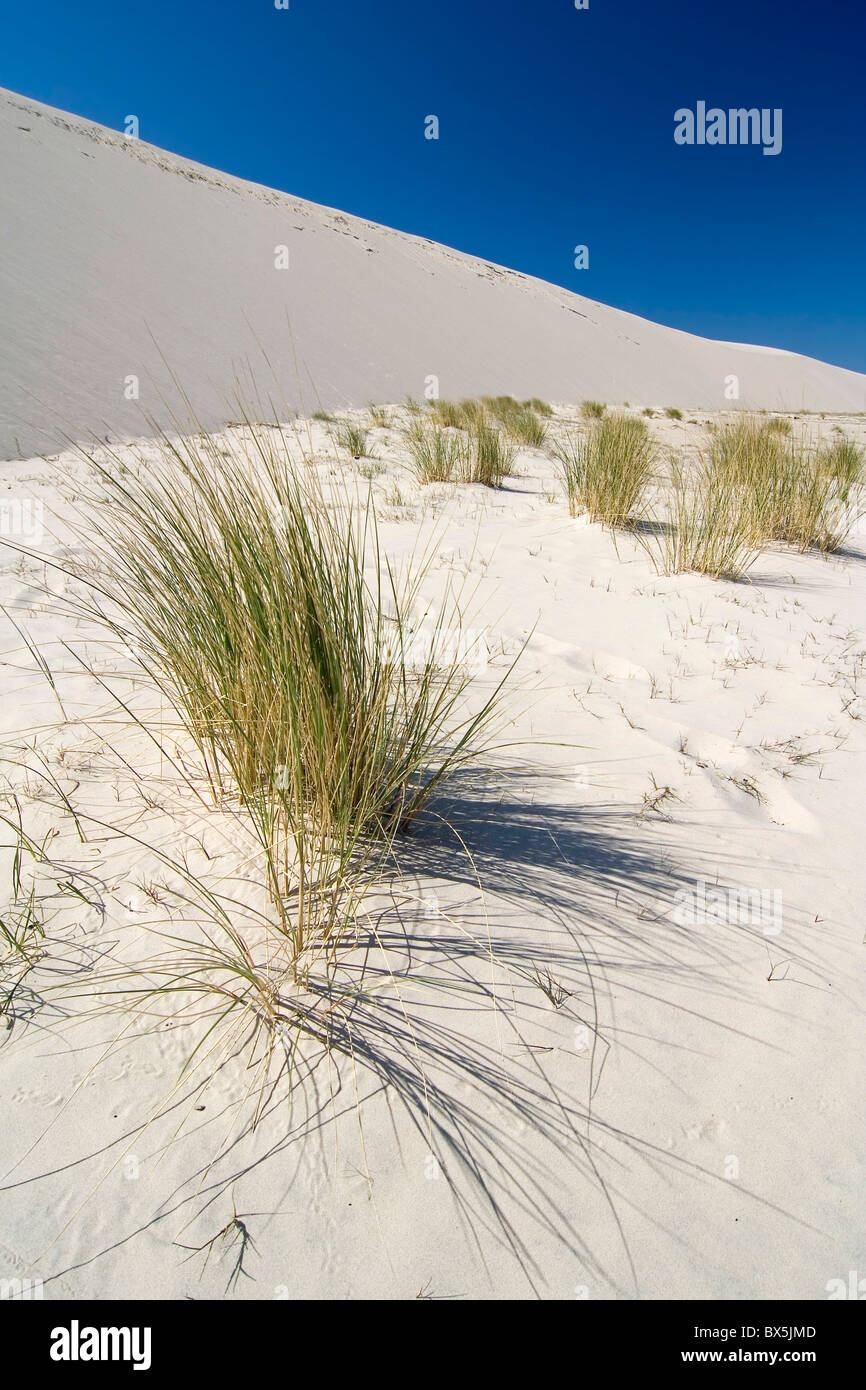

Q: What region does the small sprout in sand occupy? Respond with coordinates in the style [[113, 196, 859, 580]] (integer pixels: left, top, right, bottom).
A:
[[640, 776, 680, 820], [178, 1208, 258, 1293], [359, 457, 385, 479], [618, 702, 643, 731], [532, 967, 572, 1009], [725, 774, 764, 804]]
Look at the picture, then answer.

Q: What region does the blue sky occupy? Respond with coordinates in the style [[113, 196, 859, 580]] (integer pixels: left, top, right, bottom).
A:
[[4, 0, 865, 372]]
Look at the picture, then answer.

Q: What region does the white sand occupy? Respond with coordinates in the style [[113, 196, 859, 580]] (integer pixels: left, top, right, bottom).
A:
[[1, 407, 865, 1299], [1, 85, 864, 464]]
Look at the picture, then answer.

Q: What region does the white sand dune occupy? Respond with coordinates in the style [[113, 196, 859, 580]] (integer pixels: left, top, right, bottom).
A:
[[1, 85, 864, 462]]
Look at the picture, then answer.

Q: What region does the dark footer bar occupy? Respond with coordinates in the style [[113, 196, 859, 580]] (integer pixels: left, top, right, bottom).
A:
[[3, 1299, 860, 1374]]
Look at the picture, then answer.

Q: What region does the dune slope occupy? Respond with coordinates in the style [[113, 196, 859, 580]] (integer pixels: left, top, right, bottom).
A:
[[1, 86, 864, 460]]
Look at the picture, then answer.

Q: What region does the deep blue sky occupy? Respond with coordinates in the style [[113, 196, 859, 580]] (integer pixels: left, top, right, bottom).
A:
[[3, 0, 865, 372]]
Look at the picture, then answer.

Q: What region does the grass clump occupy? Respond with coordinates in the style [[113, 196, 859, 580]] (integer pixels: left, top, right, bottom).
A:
[[461, 419, 517, 487], [580, 399, 606, 420], [71, 420, 516, 970], [482, 394, 521, 424], [367, 404, 392, 429], [816, 436, 865, 499], [707, 415, 772, 478], [0, 890, 41, 972], [506, 408, 548, 448], [429, 399, 464, 429], [663, 406, 683, 420], [457, 398, 486, 429], [554, 412, 654, 526], [767, 459, 860, 552], [709, 416, 862, 552], [522, 397, 553, 417], [419, 398, 524, 475], [335, 421, 369, 458], [403, 418, 465, 483], [480, 395, 549, 444], [0, 814, 46, 1023], [647, 460, 761, 580]]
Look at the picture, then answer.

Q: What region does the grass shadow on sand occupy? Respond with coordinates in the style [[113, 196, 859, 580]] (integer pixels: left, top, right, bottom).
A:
[[1, 765, 828, 1299]]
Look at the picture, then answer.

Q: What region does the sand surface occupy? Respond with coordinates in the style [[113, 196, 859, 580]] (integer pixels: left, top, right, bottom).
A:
[[1, 406, 864, 1300]]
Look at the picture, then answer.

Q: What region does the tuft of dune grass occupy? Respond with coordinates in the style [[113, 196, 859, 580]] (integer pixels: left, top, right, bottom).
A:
[[402, 417, 465, 483], [367, 403, 392, 429], [457, 397, 486, 429], [460, 418, 517, 486], [429, 399, 463, 429], [68, 416, 519, 969], [406, 401, 521, 484], [709, 415, 863, 552], [482, 394, 521, 423], [816, 435, 864, 500], [505, 408, 547, 448], [522, 397, 553, 417], [0, 817, 45, 1021], [554, 411, 654, 526], [335, 421, 369, 458], [643, 458, 761, 580]]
